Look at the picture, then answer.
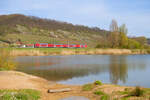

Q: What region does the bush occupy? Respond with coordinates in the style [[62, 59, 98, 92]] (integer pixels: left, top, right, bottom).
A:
[[129, 86, 144, 97], [82, 84, 94, 91], [94, 80, 102, 85], [127, 39, 142, 49], [124, 88, 130, 92], [95, 43, 109, 48], [146, 49, 150, 54], [95, 44, 102, 48], [0, 48, 16, 71]]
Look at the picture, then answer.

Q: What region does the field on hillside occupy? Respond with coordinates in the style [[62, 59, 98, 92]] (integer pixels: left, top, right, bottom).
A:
[[0, 14, 109, 48], [0, 33, 101, 47]]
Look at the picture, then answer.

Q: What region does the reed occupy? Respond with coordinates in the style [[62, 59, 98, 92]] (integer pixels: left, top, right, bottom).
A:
[[8, 48, 150, 56], [0, 48, 16, 70]]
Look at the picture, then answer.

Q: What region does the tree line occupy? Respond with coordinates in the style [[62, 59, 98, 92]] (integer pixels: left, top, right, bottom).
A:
[[96, 19, 148, 49]]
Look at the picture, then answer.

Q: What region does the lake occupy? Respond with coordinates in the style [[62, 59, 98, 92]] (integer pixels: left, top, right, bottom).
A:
[[15, 55, 150, 88]]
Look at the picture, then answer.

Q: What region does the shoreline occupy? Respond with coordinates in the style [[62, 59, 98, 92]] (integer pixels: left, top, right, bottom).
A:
[[0, 71, 150, 100], [9, 48, 150, 56]]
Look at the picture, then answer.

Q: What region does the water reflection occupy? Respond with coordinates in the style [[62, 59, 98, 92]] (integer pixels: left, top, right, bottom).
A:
[[16, 56, 110, 81], [109, 56, 128, 84], [60, 96, 89, 100], [15, 55, 149, 87]]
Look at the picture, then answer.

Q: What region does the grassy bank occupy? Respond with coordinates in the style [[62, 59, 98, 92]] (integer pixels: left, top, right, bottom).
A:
[[82, 81, 150, 100], [8, 48, 150, 56], [0, 89, 40, 100]]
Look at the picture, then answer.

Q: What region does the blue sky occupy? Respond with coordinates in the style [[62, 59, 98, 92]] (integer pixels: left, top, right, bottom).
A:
[[0, 0, 150, 37]]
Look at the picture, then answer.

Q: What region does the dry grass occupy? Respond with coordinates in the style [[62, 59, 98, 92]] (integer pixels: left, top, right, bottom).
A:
[[95, 49, 132, 55], [11, 50, 45, 56], [9, 48, 144, 56]]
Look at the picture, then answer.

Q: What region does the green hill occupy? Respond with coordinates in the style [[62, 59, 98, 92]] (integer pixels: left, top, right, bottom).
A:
[[0, 14, 109, 47]]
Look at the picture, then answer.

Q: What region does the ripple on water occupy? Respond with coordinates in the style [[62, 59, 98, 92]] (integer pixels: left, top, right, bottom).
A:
[[60, 96, 89, 100]]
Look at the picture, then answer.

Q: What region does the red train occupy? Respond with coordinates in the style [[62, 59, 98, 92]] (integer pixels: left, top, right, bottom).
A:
[[34, 43, 87, 48]]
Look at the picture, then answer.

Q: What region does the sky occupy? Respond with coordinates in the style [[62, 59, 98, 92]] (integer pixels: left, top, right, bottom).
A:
[[0, 0, 150, 37]]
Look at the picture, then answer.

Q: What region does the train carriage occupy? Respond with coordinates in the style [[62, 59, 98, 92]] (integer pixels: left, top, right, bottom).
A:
[[48, 44, 55, 48], [34, 43, 48, 48], [34, 43, 87, 48]]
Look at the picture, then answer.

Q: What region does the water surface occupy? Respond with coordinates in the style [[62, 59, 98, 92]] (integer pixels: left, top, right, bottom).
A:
[[60, 96, 89, 100], [15, 55, 150, 88]]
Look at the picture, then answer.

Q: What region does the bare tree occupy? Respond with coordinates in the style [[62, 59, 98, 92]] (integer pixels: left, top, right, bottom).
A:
[[109, 19, 119, 48], [110, 19, 118, 32]]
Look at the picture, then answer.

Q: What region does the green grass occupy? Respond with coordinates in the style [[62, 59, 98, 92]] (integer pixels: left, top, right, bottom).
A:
[[82, 84, 94, 91], [94, 90, 105, 95], [118, 90, 130, 95], [1, 33, 98, 47], [2, 34, 62, 44], [10, 47, 92, 52], [12, 47, 92, 51], [93, 90, 110, 100], [100, 94, 110, 100], [0, 89, 40, 100]]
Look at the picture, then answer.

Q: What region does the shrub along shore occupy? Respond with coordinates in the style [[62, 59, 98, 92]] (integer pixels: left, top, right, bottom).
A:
[[8, 48, 150, 56]]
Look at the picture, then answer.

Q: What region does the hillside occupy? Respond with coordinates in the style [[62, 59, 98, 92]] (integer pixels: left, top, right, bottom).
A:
[[0, 14, 109, 47]]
